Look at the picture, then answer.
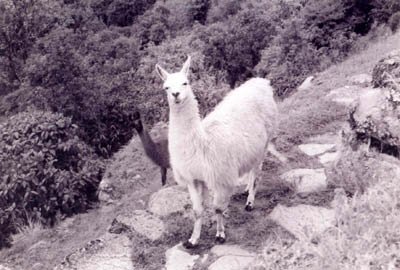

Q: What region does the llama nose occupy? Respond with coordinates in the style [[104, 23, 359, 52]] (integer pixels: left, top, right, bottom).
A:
[[172, 92, 180, 98]]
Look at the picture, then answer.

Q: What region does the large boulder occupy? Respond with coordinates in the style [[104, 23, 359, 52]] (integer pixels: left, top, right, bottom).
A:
[[349, 87, 400, 155], [349, 51, 400, 155], [269, 204, 335, 241], [372, 50, 400, 90]]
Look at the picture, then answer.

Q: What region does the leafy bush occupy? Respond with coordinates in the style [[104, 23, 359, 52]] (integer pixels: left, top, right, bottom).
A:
[[0, 110, 104, 248], [133, 5, 171, 49], [370, 0, 400, 24], [201, 7, 277, 87], [187, 0, 211, 25], [206, 0, 241, 23], [90, 0, 156, 27], [0, 0, 64, 95], [18, 28, 139, 157]]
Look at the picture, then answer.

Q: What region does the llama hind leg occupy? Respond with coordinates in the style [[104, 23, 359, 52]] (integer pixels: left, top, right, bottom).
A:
[[245, 170, 257, 211], [183, 180, 205, 249], [213, 188, 232, 243]]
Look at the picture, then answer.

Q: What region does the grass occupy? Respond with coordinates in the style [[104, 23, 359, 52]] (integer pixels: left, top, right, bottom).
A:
[[1, 30, 400, 270], [252, 153, 400, 269]]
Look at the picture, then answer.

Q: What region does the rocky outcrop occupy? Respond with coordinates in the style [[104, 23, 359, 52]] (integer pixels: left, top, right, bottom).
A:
[[349, 87, 400, 156], [349, 51, 400, 156], [372, 50, 400, 90]]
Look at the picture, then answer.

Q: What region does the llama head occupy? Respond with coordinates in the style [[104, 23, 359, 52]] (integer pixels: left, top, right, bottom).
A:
[[155, 56, 194, 106]]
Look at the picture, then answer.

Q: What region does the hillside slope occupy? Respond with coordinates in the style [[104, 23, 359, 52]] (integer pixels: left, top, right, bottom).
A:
[[0, 31, 400, 270]]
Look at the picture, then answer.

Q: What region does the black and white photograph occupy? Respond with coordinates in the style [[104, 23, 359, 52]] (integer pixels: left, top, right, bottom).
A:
[[1, 0, 400, 269]]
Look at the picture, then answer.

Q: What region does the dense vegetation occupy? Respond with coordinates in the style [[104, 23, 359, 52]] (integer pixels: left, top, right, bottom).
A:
[[0, 111, 103, 247], [0, 0, 400, 248]]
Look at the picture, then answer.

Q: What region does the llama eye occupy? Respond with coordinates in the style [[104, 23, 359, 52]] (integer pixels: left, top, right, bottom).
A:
[[164, 86, 170, 91], [183, 82, 188, 86]]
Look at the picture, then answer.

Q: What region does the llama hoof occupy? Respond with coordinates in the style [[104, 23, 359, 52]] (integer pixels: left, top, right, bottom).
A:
[[245, 204, 253, 212], [183, 240, 197, 249], [215, 236, 226, 244]]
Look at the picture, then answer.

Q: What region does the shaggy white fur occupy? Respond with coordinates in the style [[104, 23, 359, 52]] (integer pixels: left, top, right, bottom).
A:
[[155, 56, 278, 247]]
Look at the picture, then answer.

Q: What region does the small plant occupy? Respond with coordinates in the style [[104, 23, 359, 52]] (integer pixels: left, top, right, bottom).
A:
[[0, 110, 104, 249]]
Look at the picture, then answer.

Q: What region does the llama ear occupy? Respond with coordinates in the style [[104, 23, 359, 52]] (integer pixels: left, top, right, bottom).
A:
[[155, 64, 169, 81], [181, 55, 191, 77]]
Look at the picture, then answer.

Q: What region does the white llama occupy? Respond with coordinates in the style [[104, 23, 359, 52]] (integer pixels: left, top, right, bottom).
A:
[[155, 56, 278, 248]]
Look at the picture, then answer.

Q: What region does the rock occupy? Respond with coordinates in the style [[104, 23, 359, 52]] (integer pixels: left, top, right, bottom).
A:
[[326, 85, 362, 106], [208, 255, 254, 270], [348, 74, 372, 87], [0, 265, 13, 270], [349, 87, 400, 150], [280, 168, 327, 193], [269, 204, 335, 241], [148, 185, 191, 217], [372, 50, 400, 90], [210, 245, 254, 257], [54, 233, 132, 270], [298, 143, 336, 156], [165, 244, 199, 270], [298, 76, 314, 91], [319, 152, 339, 164], [98, 176, 120, 204], [113, 210, 165, 241]]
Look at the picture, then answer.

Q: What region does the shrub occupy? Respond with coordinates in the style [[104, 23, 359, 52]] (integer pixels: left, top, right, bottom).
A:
[[0, 110, 104, 248], [389, 11, 400, 32], [187, 0, 211, 25], [201, 8, 276, 87], [133, 5, 171, 49], [90, 0, 156, 27], [20, 28, 139, 157]]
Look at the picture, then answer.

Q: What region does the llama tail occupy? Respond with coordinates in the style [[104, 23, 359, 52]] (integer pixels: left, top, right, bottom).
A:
[[267, 142, 288, 163]]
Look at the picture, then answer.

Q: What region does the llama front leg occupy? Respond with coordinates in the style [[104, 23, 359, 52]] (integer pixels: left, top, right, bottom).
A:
[[160, 167, 167, 186], [183, 180, 205, 249], [213, 188, 232, 244]]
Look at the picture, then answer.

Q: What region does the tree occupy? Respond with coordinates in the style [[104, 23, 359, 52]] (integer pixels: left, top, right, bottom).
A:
[[0, 0, 63, 95]]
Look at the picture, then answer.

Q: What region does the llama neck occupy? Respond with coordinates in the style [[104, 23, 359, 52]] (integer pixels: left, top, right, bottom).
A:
[[137, 128, 162, 164], [169, 97, 203, 138]]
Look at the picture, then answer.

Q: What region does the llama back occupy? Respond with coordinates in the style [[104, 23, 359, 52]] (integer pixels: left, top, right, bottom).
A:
[[201, 78, 278, 182], [203, 78, 277, 137]]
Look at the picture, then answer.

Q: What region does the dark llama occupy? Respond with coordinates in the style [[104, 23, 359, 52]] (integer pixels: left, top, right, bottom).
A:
[[132, 111, 170, 185]]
